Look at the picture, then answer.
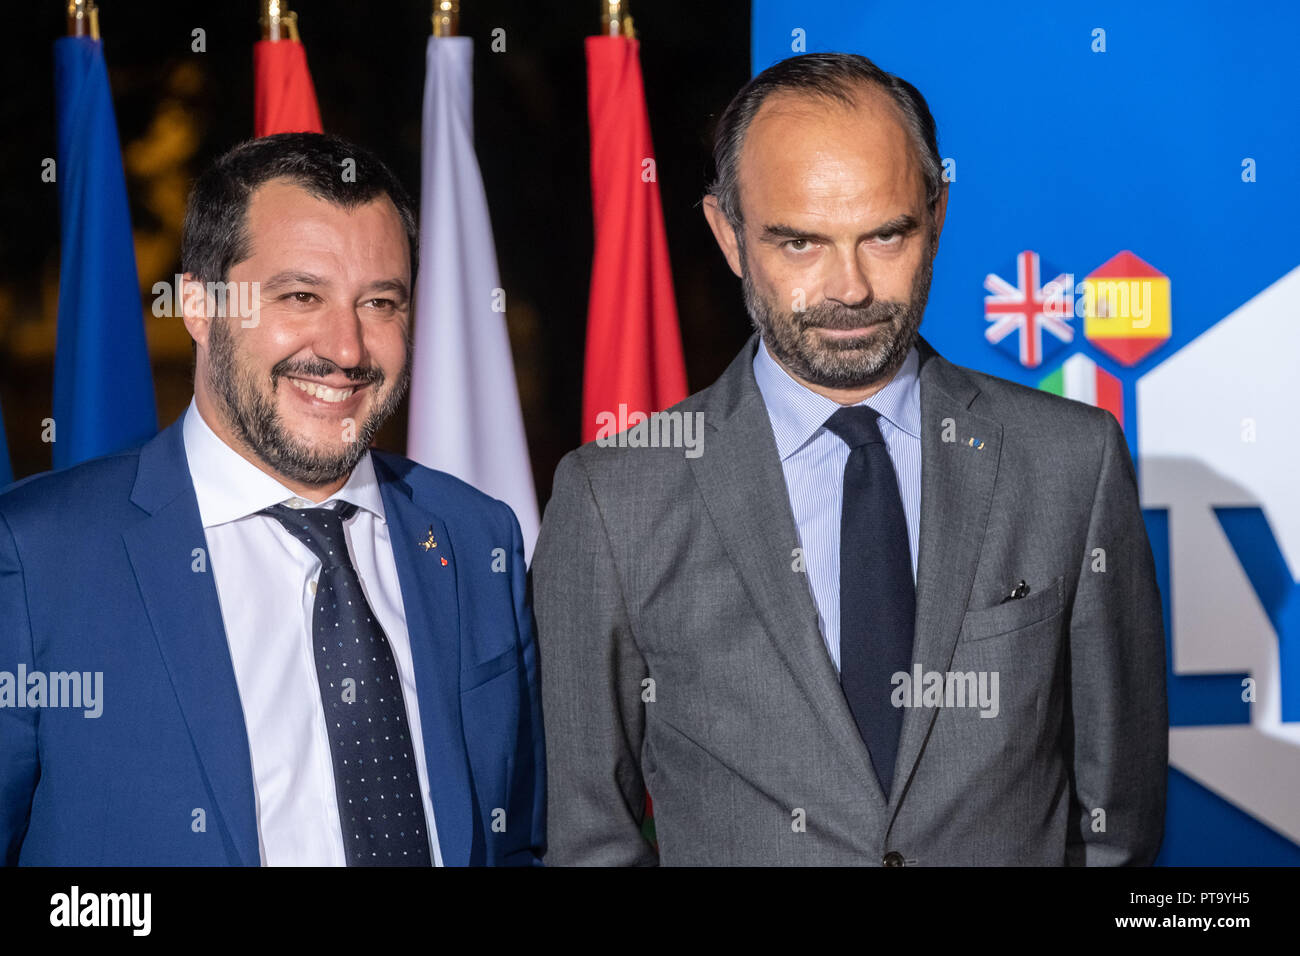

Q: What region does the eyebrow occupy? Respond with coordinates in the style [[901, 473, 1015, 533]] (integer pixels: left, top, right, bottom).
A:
[[361, 278, 411, 301], [758, 214, 921, 244], [261, 271, 410, 302], [262, 271, 327, 292]]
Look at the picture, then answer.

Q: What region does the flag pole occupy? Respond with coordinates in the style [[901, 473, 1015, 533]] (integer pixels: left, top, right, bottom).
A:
[[432, 0, 459, 37], [600, 0, 634, 38], [66, 0, 99, 39], [260, 0, 301, 43]]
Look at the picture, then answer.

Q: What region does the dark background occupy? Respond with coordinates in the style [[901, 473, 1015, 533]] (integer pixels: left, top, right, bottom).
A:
[[0, 0, 753, 505]]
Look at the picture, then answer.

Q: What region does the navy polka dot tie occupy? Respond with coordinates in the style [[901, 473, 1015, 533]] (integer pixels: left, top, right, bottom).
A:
[[261, 501, 433, 866]]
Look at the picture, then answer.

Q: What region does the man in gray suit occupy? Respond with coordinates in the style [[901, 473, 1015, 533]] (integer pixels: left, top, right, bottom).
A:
[[533, 53, 1167, 865]]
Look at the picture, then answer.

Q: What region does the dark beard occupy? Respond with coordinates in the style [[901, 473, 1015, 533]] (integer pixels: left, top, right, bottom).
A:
[[205, 316, 411, 486], [741, 239, 933, 390]]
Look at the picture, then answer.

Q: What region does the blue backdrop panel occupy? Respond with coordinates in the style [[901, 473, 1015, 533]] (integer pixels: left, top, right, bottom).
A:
[[752, 0, 1300, 864]]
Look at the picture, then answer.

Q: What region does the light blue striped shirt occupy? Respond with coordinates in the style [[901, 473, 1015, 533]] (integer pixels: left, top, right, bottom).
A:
[[752, 339, 923, 673]]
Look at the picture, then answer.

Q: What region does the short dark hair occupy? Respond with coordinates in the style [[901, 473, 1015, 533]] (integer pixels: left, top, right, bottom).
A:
[[708, 53, 943, 228], [181, 132, 418, 289]]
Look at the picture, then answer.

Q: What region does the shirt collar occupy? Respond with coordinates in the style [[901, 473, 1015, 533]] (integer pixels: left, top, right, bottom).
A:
[[752, 336, 922, 461], [181, 396, 386, 529]]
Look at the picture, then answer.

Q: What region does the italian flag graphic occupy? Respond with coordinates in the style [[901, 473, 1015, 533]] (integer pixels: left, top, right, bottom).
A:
[[1038, 353, 1124, 430]]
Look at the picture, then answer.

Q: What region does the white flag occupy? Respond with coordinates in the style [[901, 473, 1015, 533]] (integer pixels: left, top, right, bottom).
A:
[[408, 36, 539, 562]]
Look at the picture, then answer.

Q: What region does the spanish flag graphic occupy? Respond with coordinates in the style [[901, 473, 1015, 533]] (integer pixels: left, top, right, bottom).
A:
[[1081, 250, 1171, 366]]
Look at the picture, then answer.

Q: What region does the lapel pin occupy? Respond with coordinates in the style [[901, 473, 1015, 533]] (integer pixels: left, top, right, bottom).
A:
[[966, 437, 985, 450], [419, 525, 449, 566]]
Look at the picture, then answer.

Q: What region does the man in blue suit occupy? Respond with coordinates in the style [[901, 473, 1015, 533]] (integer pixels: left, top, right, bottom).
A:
[[0, 133, 545, 866]]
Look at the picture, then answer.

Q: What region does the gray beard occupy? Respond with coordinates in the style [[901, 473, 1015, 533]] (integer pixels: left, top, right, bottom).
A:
[[204, 316, 411, 487], [740, 240, 933, 390]]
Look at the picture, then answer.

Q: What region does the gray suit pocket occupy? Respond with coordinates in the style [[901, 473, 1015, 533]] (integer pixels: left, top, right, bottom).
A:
[[959, 574, 1065, 642]]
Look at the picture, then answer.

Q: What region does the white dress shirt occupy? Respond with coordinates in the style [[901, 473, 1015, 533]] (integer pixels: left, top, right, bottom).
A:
[[182, 397, 443, 866], [752, 339, 923, 673]]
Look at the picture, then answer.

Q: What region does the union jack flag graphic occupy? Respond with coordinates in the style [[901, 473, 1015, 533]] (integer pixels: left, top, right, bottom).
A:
[[983, 250, 1074, 367]]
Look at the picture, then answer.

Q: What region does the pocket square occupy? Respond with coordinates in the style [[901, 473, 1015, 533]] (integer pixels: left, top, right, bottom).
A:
[[998, 579, 1031, 604]]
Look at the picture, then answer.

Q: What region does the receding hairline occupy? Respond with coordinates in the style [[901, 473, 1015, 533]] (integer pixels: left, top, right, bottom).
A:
[[742, 84, 919, 158], [731, 83, 930, 211], [752, 78, 906, 117]]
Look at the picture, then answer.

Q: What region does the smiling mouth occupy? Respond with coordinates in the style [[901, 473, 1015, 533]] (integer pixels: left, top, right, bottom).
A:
[[285, 376, 363, 403]]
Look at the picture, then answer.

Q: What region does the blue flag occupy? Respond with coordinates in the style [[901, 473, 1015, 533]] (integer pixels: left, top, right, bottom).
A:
[[52, 36, 156, 470]]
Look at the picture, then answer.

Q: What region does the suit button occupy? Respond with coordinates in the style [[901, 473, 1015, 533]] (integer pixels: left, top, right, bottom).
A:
[[882, 851, 906, 867]]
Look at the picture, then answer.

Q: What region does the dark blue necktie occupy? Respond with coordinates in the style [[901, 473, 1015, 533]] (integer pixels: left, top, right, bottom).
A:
[[823, 406, 916, 799], [261, 501, 433, 866]]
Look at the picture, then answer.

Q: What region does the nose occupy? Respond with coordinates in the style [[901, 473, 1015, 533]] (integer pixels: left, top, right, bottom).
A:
[[311, 304, 367, 374], [822, 244, 873, 309]]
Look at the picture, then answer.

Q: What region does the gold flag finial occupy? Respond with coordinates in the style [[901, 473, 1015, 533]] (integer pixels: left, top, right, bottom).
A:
[[261, 0, 301, 42], [600, 0, 634, 38], [67, 0, 99, 39], [432, 0, 460, 37]]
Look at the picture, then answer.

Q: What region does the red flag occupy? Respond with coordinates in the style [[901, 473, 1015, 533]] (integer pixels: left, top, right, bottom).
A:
[[582, 36, 687, 443], [253, 39, 322, 136]]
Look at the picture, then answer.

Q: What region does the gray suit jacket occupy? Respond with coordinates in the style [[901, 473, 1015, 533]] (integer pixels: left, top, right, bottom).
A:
[[532, 333, 1167, 865]]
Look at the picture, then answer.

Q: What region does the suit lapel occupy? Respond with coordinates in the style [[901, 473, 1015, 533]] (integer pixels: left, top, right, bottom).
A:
[[122, 418, 259, 866], [688, 338, 884, 806], [373, 454, 474, 867], [123, 421, 477, 866], [690, 335, 1005, 811], [889, 338, 1003, 807]]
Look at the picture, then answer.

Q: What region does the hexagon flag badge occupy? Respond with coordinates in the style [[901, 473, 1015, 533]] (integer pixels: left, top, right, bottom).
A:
[[1082, 250, 1171, 366], [1038, 352, 1124, 430], [983, 250, 1074, 368]]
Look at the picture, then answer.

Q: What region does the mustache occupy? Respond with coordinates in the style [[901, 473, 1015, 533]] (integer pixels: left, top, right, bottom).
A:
[[796, 298, 907, 331], [271, 359, 384, 388]]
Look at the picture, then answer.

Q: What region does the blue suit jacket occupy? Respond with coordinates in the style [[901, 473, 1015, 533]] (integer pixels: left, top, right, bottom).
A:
[[0, 415, 545, 865]]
